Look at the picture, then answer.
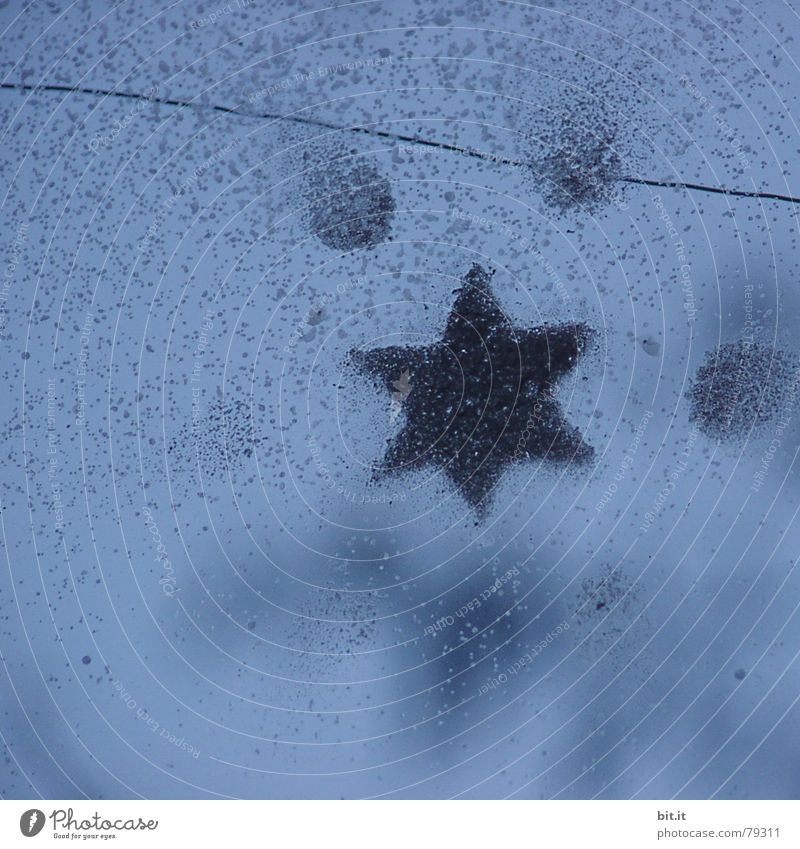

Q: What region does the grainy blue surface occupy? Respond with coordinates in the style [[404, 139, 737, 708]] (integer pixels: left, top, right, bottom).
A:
[[1, 0, 799, 799]]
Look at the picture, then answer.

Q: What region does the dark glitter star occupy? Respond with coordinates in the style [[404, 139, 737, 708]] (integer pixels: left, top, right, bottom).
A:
[[350, 264, 594, 513]]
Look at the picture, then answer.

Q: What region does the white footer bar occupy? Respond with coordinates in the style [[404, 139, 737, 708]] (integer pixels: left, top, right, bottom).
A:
[[1, 800, 796, 848]]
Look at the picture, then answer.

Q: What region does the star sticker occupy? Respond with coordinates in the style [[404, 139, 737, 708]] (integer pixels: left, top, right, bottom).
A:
[[350, 264, 594, 514]]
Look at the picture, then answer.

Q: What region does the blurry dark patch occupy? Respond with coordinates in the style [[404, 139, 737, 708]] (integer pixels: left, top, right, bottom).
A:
[[528, 98, 628, 214], [168, 395, 265, 477], [350, 263, 594, 516], [734, 667, 747, 680], [687, 341, 800, 441], [427, 577, 519, 713], [305, 156, 396, 251]]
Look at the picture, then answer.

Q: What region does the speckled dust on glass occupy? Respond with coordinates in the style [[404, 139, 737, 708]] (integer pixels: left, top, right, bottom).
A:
[[0, 0, 799, 803]]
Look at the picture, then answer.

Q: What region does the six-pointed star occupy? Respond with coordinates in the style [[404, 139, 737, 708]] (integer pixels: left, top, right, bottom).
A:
[[351, 264, 594, 513]]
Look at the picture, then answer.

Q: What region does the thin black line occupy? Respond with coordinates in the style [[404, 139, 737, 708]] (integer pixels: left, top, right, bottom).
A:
[[0, 80, 521, 161], [3, 80, 799, 205], [621, 175, 800, 204]]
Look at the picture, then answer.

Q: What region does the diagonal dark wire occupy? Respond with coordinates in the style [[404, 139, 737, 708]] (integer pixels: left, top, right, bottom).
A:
[[3, 80, 799, 205]]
